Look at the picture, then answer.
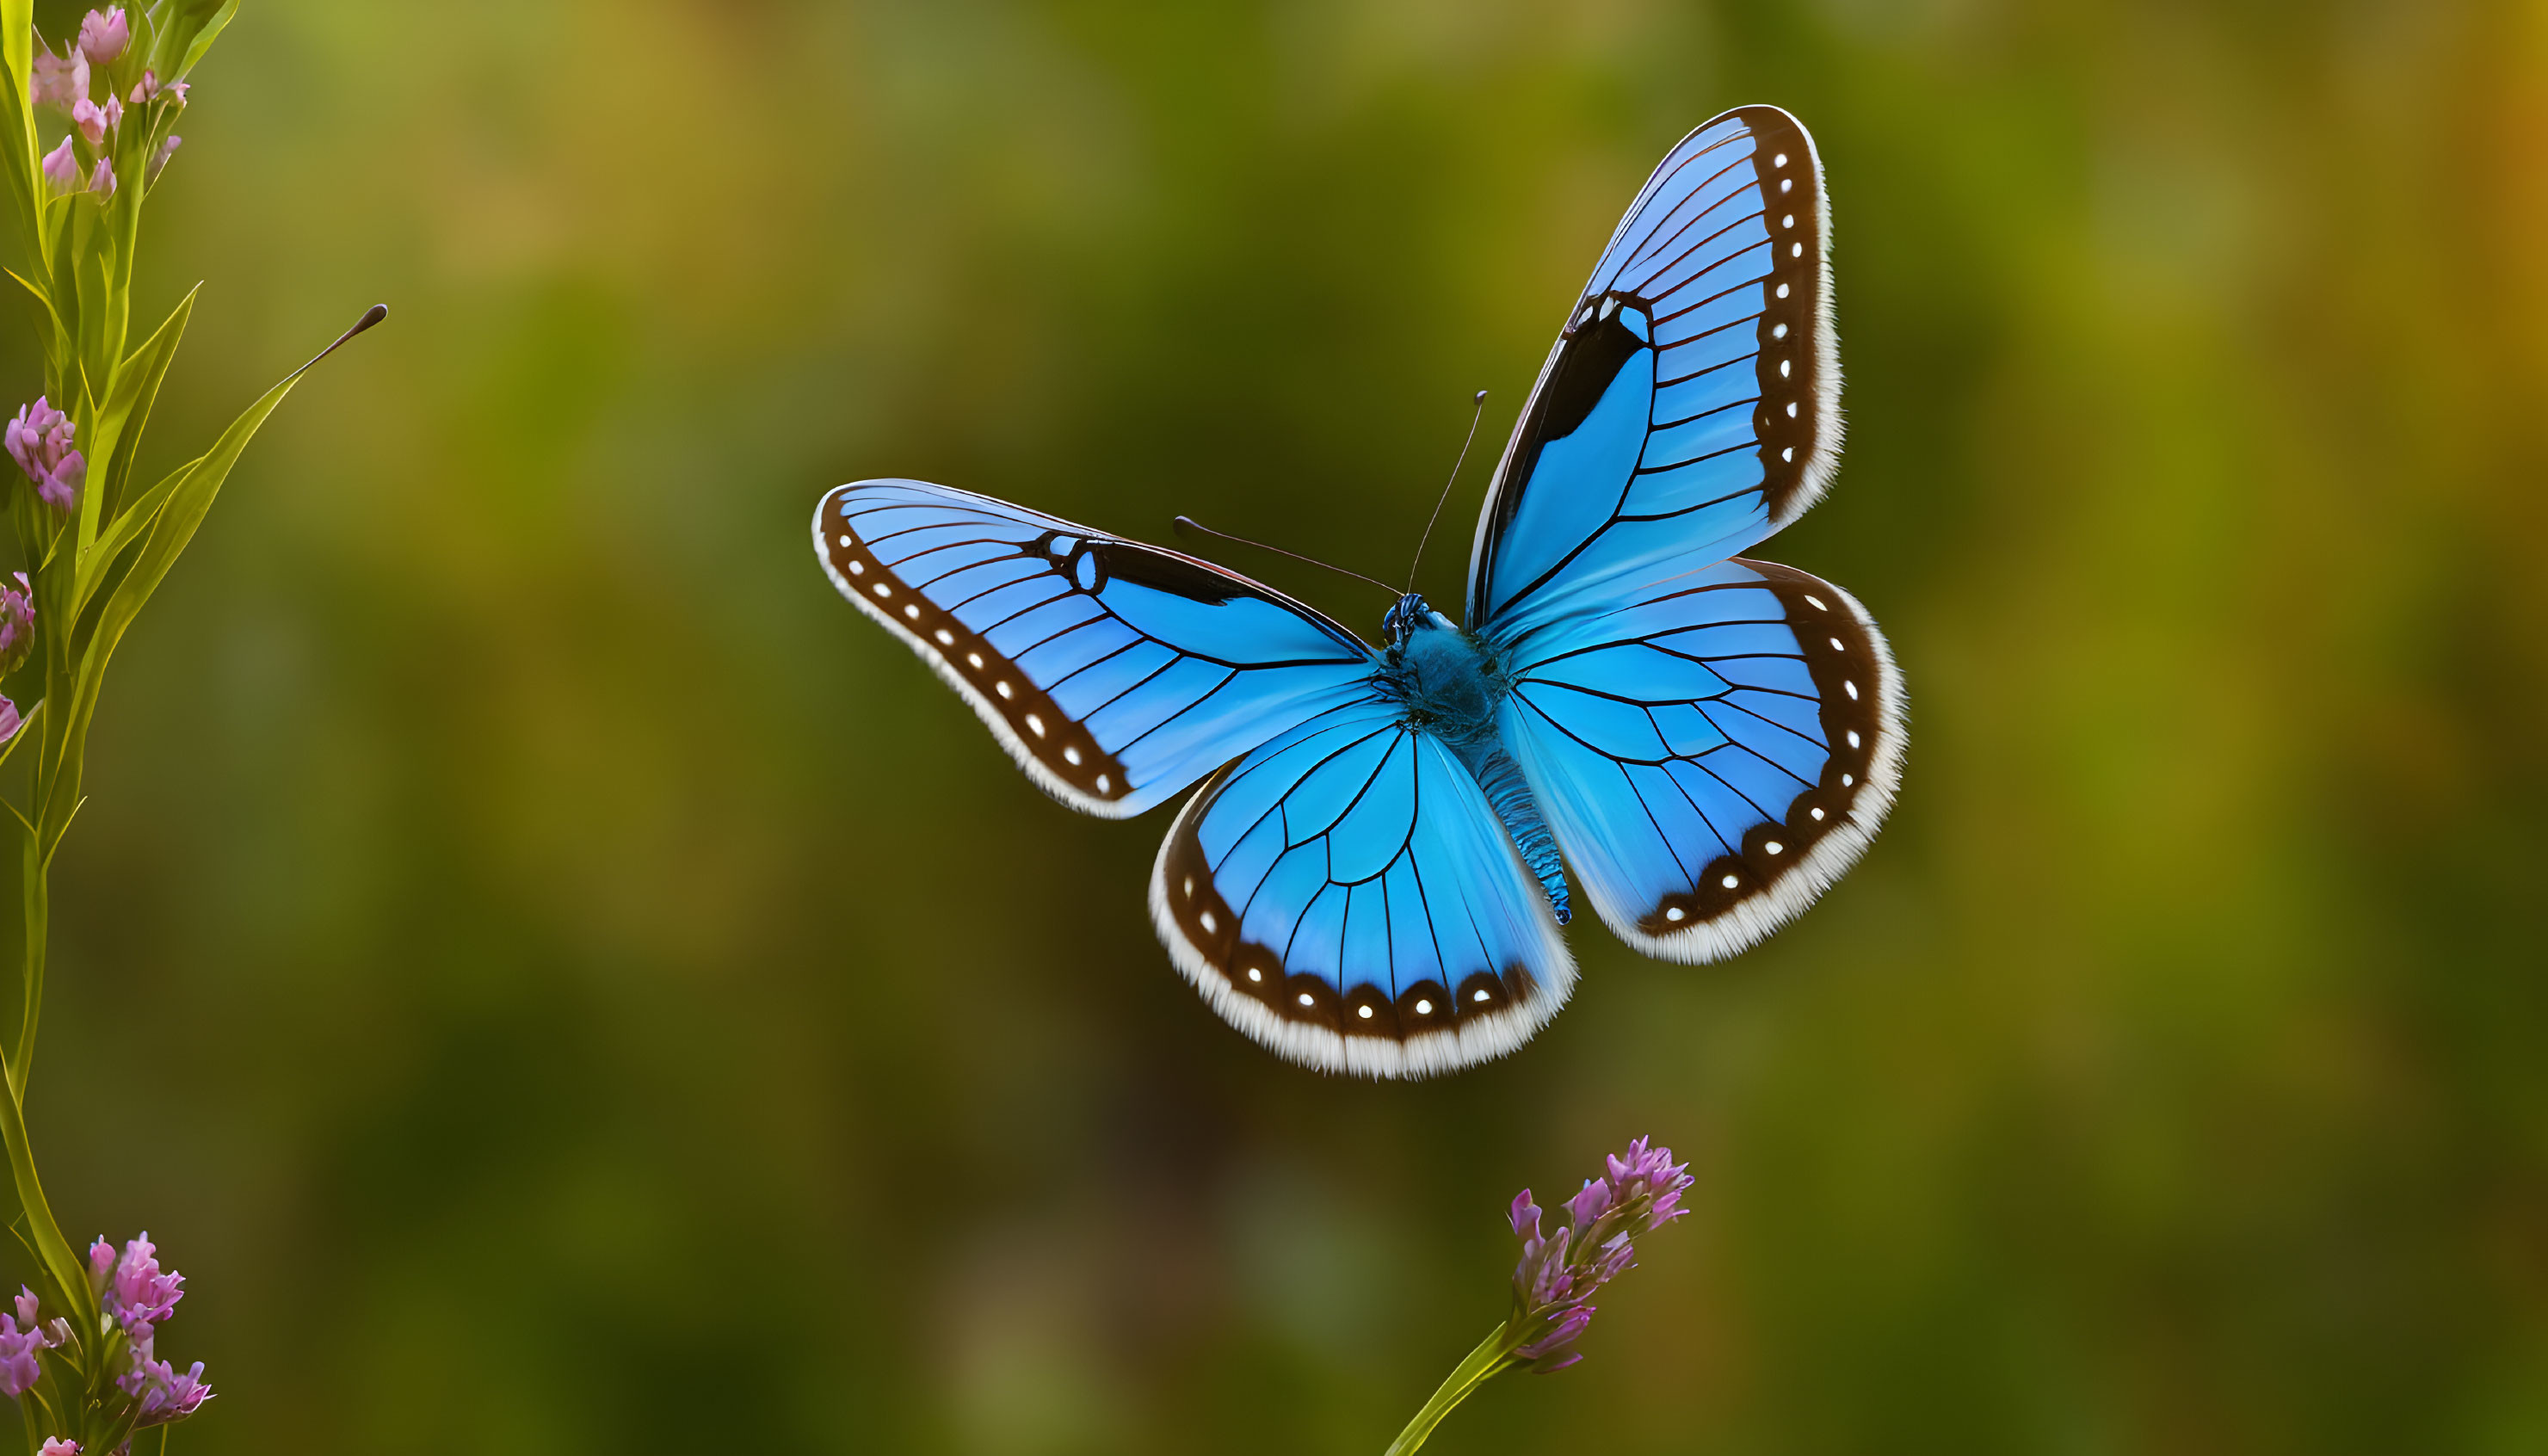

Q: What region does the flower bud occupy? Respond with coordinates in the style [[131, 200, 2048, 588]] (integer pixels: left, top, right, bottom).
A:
[[110, 1233, 184, 1328], [38, 1439, 78, 1456], [1507, 1190, 1541, 1239], [87, 157, 114, 201], [0, 1316, 40, 1397], [72, 97, 108, 145], [0, 699, 21, 747], [28, 46, 88, 112], [0, 575, 34, 677], [40, 136, 77, 194], [77, 9, 128, 66], [147, 134, 180, 186], [6, 398, 83, 512], [128, 70, 155, 105]]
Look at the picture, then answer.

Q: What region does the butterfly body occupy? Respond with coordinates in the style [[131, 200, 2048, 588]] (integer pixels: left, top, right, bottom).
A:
[[1373, 595, 1574, 923], [817, 105, 1903, 1077]]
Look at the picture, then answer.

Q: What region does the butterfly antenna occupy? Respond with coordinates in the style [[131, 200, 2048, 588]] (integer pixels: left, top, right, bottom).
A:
[[1405, 390, 1488, 592], [1171, 516, 1399, 598]]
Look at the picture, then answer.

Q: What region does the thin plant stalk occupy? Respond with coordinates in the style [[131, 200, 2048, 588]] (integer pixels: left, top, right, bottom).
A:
[[1381, 1323, 1521, 1456]]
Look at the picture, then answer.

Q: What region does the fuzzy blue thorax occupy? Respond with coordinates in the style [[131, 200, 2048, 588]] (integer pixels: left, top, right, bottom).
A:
[[1377, 595, 1571, 923]]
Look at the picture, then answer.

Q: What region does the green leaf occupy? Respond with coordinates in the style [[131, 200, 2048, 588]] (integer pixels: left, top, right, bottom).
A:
[[170, 0, 239, 82], [72, 284, 194, 572], [0, 0, 43, 277], [1, 0, 27, 96], [0, 700, 40, 775], [1, 265, 62, 338], [72, 460, 188, 624], [65, 363, 307, 751], [46, 302, 382, 839]]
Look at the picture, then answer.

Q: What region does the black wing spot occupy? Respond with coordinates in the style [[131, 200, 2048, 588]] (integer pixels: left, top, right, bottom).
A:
[[1487, 300, 1651, 557], [1094, 542, 1249, 605]]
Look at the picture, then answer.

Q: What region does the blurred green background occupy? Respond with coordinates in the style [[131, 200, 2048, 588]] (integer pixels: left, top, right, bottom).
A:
[[0, 0, 2541, 1451]]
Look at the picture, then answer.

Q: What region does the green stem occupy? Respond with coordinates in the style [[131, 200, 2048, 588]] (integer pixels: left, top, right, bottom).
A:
[[14, 836, 39, 1096], [1383, 1322, 1521, 1456], [20, 540, 88, 1094], [0, 1032, 90, 1325]]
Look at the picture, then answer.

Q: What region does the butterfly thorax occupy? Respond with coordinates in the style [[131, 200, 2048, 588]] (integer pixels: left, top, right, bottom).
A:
[[1376, 595, 1503, 747], [1374, 594, 1571, 923]]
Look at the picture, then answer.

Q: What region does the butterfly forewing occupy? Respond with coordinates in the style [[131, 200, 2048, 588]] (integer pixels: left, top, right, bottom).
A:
[[1467, 104, 1839, 638], [816, 480, 1376, 818]]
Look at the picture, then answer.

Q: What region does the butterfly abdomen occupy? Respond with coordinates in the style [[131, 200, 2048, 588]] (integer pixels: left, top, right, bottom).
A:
[[1466, 745, 1572, 925]]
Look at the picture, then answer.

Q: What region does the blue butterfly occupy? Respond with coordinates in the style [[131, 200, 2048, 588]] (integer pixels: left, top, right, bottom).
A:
[[815, 106, 1902, 1077]]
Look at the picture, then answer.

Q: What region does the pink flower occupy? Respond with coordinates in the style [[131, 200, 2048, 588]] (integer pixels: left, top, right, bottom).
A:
[[127, 1356, 210, 1428], [40, 136, 77, 194], [124, 1355, 212, 1428], [28, 44, 88, 112], [0, 573, 32, 676], [87, 157, 114, 201], [77, 9, 128, 66], [147, 134, 180, 185], [37, 1439, 77, 1456], [6, 398, 83, 511], [0, 699, 22, 745], [0, 1309, 42, 1397], [107, 1233, 184, 1331], [72, 96, 108, 145], [1502, 1136, 1694, 1374]]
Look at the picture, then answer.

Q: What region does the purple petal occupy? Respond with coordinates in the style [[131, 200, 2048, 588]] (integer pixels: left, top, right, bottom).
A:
[[1527, 1351, 1583, 1373], [1565, 1179, 1610, 1229], [1508, 1190, 1541, 1239]]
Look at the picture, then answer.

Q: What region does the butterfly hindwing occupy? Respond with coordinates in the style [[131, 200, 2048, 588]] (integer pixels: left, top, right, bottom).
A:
[[1151, 696, 1575, 1076], [1467, 104, 1839, 639], [1495, 557, 1902, 961], [816, 480, 1376, 817]]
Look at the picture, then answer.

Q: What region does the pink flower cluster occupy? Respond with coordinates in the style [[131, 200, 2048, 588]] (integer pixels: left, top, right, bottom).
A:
[[0, 1287, 70, 1398], [6, 398, 82, 511], [93, 1233, 185, 1336], [2, 1242, 212, 1445], [1503, 1136, 1694, 1373], [28, 9, 188, 200], [0, 571, 31, 744], [91, 1235, 213, 1430]]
